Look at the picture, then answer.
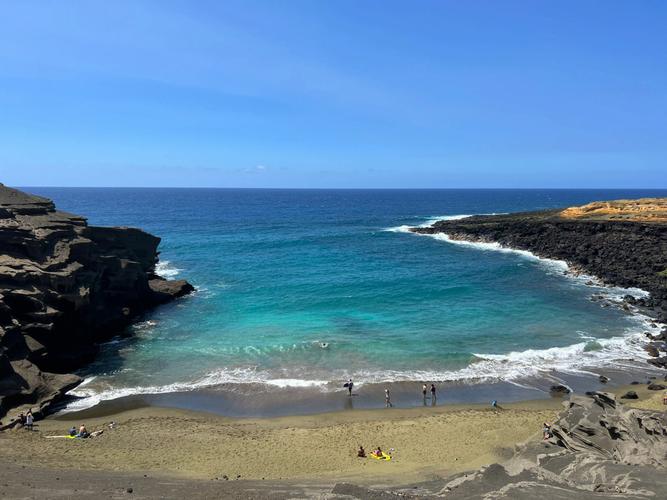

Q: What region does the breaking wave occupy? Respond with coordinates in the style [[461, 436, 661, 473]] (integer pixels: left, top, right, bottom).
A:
[[155, 260, 182, 278]]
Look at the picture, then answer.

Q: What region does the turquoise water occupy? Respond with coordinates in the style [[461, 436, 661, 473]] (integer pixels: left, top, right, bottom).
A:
[[28, 188, 667, 406]]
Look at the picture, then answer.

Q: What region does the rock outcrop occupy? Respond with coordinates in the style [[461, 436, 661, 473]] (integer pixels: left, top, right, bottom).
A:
[[0, 184, 193, 419], [435, 392, 667, 499]]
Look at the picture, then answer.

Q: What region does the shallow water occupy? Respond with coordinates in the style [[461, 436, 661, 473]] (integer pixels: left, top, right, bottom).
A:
[[27, 188, 667, 410]]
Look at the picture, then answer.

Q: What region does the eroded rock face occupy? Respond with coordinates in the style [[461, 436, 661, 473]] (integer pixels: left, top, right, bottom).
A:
[[550, 392, 667, 466], [0, 185, 193, 418], [433, 393, 667, 499]]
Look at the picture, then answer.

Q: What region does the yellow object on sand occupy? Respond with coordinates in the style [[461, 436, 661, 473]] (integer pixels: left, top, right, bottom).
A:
[[370, 452, 391, 461]]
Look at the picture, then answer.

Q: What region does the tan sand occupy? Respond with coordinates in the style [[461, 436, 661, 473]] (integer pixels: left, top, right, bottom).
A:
[[623, 384, 667, 412], [0, 400, 561, 484]]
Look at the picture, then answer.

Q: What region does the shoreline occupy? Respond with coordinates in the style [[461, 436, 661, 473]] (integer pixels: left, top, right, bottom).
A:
[[1, 396, 563, 485], [408, 213, 667, 371], [52, 213, 663, 419], [56, 363, 662, 420], [2, 386, 663, 491]]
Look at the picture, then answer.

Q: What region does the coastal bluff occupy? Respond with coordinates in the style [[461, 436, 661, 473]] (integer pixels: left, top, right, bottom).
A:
[[0, 184, 193, 419]]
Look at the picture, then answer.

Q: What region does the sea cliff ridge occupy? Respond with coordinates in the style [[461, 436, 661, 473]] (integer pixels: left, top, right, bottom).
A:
[[0, 184, 194, 419]]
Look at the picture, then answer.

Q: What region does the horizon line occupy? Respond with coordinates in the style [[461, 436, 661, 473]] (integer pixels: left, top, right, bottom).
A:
[[14, 185, 667, 191]]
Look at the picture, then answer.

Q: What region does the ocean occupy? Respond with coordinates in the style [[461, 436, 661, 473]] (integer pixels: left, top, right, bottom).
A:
[[27, 188, 667, 415]]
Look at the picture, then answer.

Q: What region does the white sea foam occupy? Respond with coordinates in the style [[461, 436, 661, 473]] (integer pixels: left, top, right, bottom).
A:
[[63, 369, 331, 412], [155, 260, 182, 278], [384, 214, 474, 233], [396, 214, 651, 299], [429, 232, 570, 275], [63, 312, 662, 413]]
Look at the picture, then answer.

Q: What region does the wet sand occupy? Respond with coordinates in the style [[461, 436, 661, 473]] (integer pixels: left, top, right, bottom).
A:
[[57, 363, 659, 420]]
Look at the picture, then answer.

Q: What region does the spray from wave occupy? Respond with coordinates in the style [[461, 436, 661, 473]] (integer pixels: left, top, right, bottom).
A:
[[155, 260, 182, 279]]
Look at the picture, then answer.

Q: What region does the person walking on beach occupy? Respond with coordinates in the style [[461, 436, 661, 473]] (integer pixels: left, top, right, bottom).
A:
[[430, 384, 437, 404], [25, 410, 34, 431], [385, 388, 393, 408]]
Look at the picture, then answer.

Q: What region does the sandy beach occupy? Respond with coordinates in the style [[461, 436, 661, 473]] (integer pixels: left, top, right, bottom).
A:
[[1, 388, 664, 499], [0, 398, 563, 485]]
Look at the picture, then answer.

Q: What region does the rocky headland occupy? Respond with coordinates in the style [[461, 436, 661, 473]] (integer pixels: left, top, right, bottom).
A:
[[412, 198, 667, 370], [0, 184, 193, 420]]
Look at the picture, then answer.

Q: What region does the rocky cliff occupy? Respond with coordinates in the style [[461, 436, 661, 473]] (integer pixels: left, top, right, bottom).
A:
[[0, 185, 193, 419]]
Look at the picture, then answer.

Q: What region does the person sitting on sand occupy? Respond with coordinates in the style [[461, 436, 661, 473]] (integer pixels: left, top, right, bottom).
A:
[[372, 447, 382, 457], [543, 422, 552, 440], [357, 445, 366, 458], [77, 424, 89, 438], [69, 426, 77, 437]]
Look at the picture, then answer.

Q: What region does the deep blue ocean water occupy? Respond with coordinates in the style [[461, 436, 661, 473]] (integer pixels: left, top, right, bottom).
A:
[[26, 188, 667, 406]]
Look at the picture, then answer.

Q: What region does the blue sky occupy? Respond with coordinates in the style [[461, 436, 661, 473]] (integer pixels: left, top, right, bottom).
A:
[[0, 1, 665, 188]]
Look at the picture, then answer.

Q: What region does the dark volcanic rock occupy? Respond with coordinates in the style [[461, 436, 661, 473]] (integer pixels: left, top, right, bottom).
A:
[[647, 383, 666, 391], [648, 356, 667, 369], [549, 384, 571, 396], [621, 390, 639, 399], [0, 185, 193, 418], [645, 343, 661, 357], [413, 208, 667, 323]]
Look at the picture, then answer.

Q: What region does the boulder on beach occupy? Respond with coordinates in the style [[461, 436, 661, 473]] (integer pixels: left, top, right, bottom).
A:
[[549, 384, 571, 396]]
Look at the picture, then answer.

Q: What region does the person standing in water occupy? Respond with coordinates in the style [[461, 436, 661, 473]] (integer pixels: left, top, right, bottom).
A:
[[385, 388, 393, 408], [347, 379, 354, 396], [430, 383, 437, 404]]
